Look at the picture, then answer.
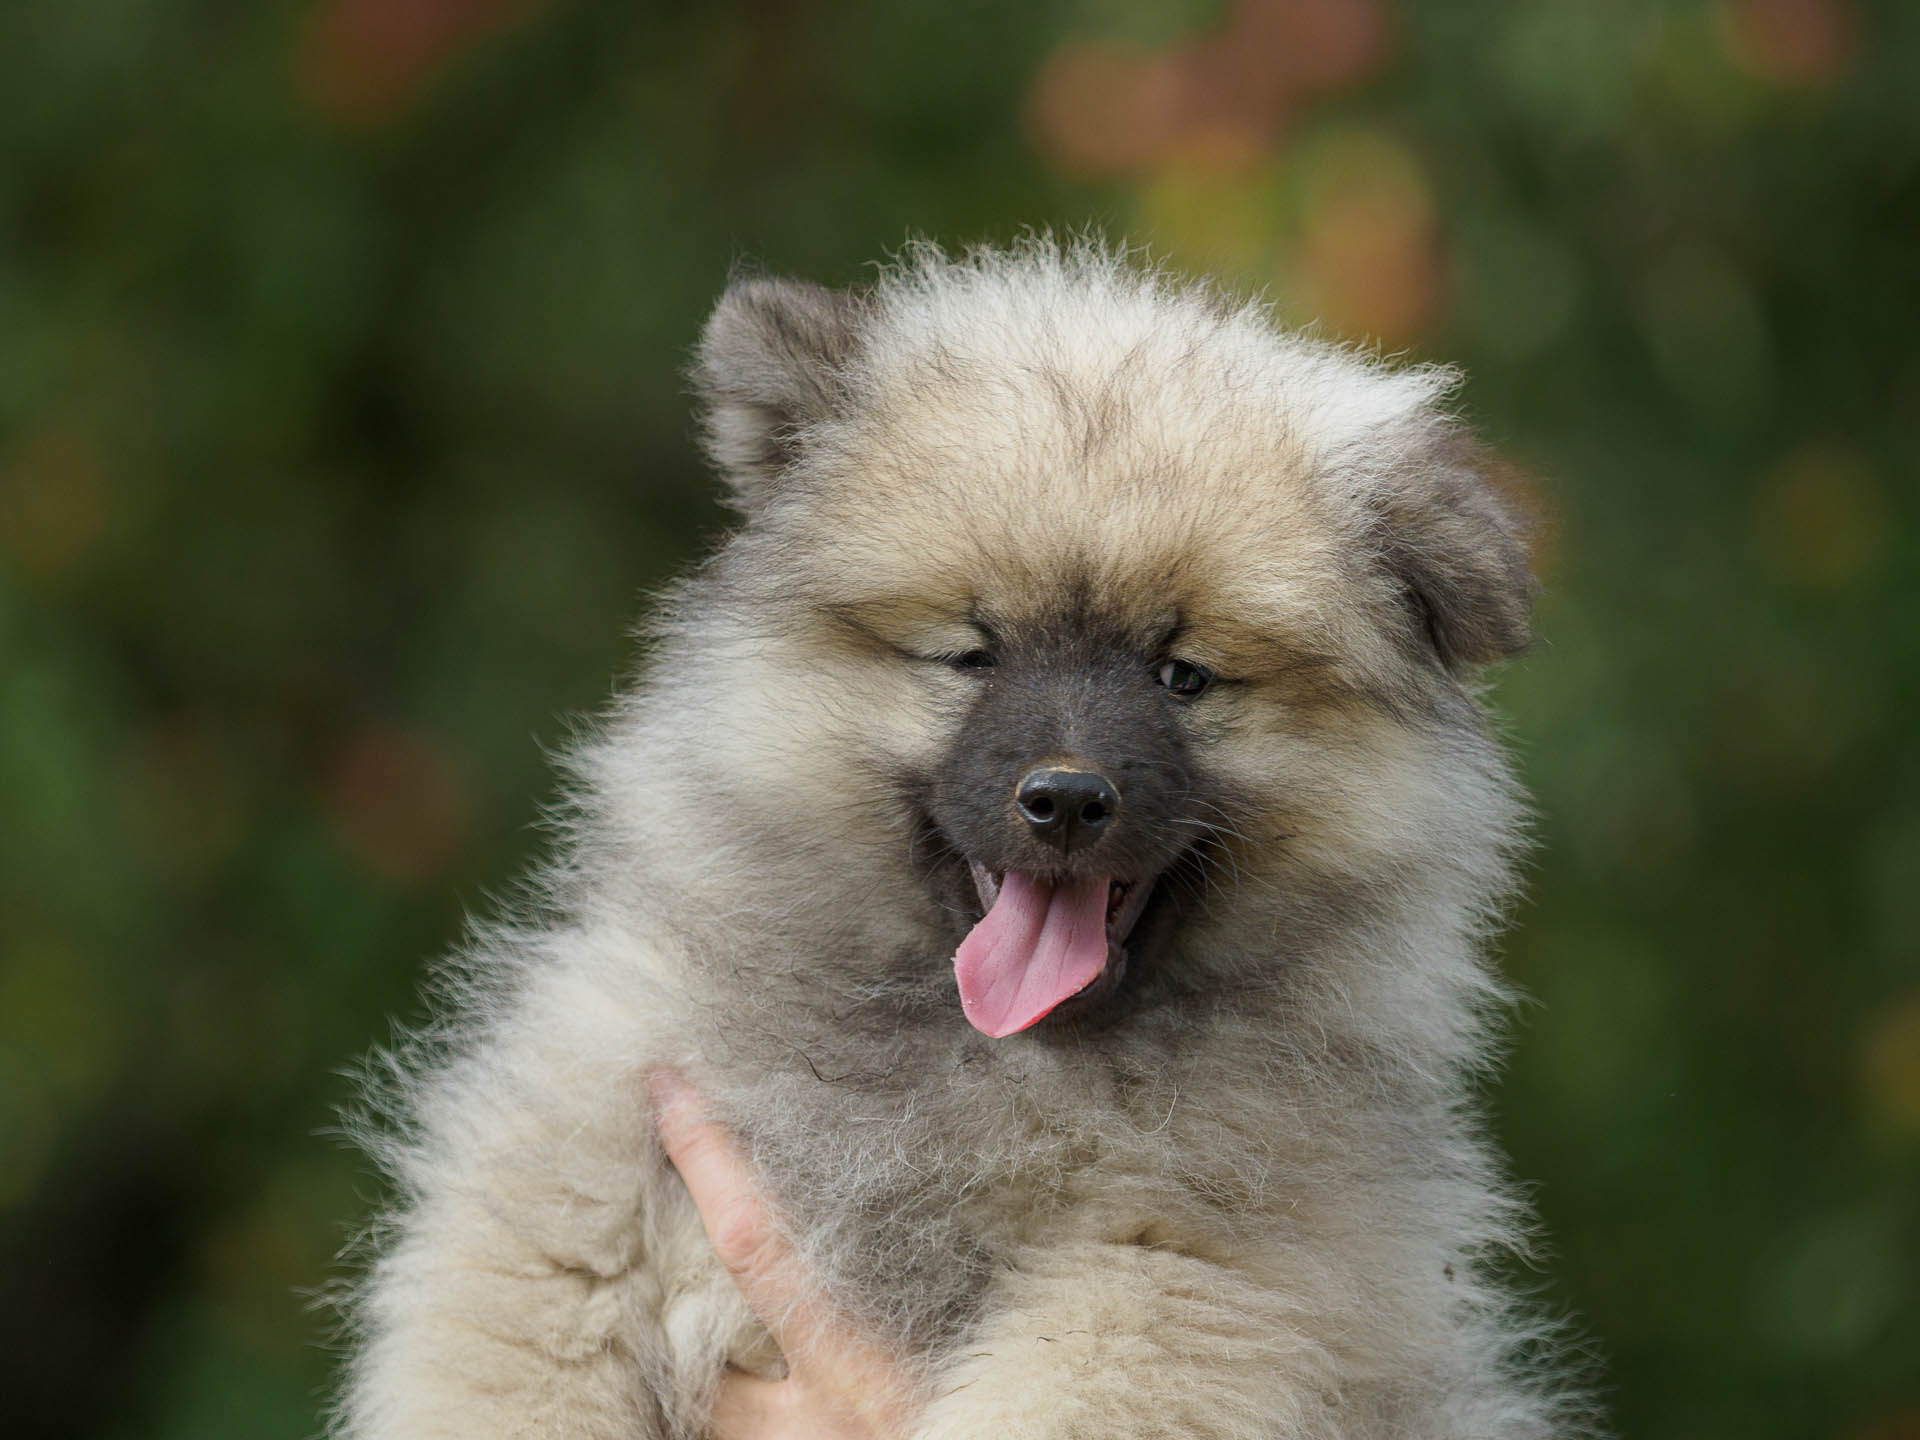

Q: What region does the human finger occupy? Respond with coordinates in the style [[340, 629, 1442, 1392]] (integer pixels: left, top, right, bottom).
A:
[[706, 1370, 792, 1440], [651, 1070, 918, 1430], [650, 1070, 822, 1349], [712, 1366, 909, 1440]]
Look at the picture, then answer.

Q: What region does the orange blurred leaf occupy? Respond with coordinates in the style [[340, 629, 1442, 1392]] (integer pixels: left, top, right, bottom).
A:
[[297, 0, 553, 128], [1717, 0, 1858, 87], [319, 728, 472, 886]]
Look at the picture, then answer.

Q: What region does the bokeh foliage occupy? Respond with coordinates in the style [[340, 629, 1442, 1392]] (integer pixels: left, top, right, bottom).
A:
[[1, 2, 1915, 1437]]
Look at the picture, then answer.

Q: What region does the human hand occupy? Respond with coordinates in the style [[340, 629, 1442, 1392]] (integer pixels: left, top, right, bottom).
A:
[[651, 1071, 920, 1440]]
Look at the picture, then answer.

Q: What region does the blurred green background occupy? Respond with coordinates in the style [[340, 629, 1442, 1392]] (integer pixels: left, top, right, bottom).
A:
[[2, 0, 1916, 1436]]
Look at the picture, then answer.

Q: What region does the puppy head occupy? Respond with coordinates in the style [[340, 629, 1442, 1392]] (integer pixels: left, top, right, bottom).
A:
[[685, 241, 1535, 1032]]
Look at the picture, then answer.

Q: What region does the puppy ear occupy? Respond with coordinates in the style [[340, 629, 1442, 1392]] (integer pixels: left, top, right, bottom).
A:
[[1376, 428, 1537, 670], [693, 275, 866, 509]]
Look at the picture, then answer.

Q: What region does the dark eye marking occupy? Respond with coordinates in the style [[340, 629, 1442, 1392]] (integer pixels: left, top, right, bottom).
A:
[[1156, 659, 1214, 698], [948, 649, 996, 671]]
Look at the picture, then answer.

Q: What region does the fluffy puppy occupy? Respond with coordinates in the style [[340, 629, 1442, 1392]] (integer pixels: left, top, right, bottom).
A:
[[336, 239, 1581, 1440]]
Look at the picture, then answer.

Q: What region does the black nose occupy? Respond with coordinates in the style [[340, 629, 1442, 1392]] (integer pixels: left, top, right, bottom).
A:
[[1014, 766, 1120, 854]]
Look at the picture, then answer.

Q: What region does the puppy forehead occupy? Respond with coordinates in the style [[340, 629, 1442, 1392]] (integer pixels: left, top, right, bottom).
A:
[[797, 361, 1371, 639]]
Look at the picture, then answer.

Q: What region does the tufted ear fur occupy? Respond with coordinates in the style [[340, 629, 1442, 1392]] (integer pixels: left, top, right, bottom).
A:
[[693, 276, 867, 510], [1376, 427, 1537, 670]]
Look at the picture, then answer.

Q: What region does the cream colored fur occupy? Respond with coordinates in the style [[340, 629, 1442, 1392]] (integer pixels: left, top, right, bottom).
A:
[[333, 239, 1586, 1440]]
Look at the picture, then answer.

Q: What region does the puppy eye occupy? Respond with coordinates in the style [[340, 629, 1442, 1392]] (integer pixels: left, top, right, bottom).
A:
[[1156, 659, 1213, 697], [949, 649, 996, 671]]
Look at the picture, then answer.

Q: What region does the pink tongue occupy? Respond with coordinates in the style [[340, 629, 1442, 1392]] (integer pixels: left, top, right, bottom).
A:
[[953, 872, 1112, 1038]]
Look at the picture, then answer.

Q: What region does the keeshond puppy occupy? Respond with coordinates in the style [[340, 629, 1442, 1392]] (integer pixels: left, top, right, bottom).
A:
[[338, 240, 1581, 1439]]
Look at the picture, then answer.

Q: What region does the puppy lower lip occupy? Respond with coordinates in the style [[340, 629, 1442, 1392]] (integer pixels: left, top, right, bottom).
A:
[[1106, 877, 1154, 946], [967, 860, 1001, 913]]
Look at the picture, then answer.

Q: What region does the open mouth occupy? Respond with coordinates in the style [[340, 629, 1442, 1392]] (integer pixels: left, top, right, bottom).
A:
[[953, 861, 1159, 1038]]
